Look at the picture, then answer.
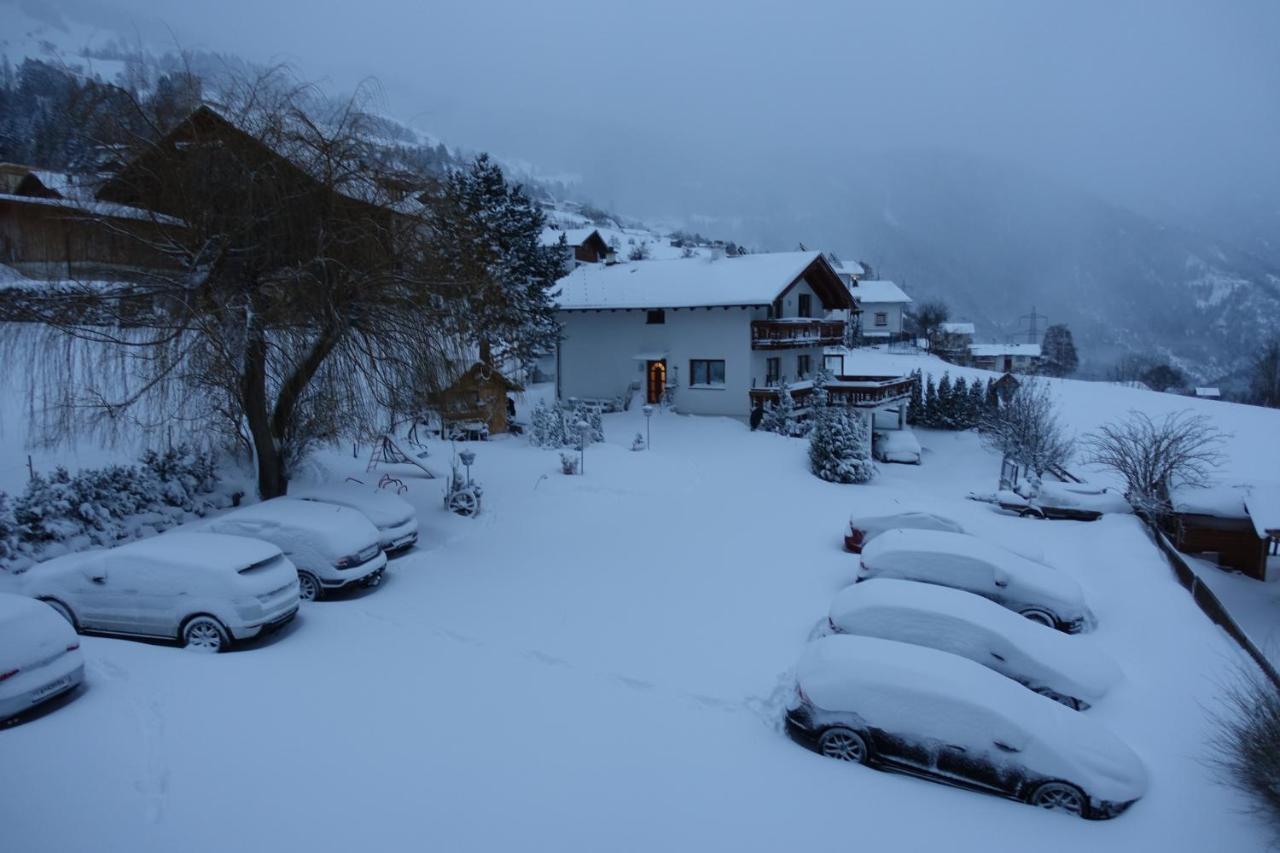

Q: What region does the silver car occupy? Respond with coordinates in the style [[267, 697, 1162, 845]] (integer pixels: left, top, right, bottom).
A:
[[0, 592, 85, 723], [23, 533, 300, 652]]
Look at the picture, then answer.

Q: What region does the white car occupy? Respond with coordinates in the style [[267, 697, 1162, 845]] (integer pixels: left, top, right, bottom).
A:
[[857, 529, 1095, 633], [23, 533, 299, 652], [828, 579, 1122, 708], [785, 635, 1147, 819], [845, 511, 965, 553], [290, 484, 419, 554], [0, 592, 85, 723], [201, 498, 386, 601], [872, 429, 922, 464]]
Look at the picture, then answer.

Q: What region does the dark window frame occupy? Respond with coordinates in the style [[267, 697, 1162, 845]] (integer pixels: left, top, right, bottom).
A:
[[798, 293, 812, 319], [874, 311, 888, 327], [766, 356, 781, 385], [689, 358, 726, 388], [646, 309, 666, 325], [796, 354, 811, 379]]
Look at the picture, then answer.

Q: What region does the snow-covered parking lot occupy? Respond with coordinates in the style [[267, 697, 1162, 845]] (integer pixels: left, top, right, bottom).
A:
[[2, 380, 1273, 851]]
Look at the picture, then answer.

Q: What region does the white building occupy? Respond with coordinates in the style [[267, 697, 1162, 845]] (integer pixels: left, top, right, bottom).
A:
[[968, 343, 1042, 373], [554, 251, 913, 420], [849, 280, 911, 339]]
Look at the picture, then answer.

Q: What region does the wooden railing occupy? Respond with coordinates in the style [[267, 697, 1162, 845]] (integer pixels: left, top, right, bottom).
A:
[[748, 375, 914, 410], [750, 319, 845, 349]]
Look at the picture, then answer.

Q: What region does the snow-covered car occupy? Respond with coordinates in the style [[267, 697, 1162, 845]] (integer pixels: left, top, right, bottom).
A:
[[23, 533, 299, 652], [784, 635, 1147, 819], [872, 429, 922, 464], [201, 498, 386, 601], [0, 592, 85, 723], [857, 529, 1095, 632], [845, 511, 965, 553], [998, 482, 1133, 521], [827, 579, 1122, 708], [291, 484, 419, 554]]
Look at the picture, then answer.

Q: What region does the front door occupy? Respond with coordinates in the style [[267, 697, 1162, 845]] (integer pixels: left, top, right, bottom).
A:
[[646, 360, 667, 404]]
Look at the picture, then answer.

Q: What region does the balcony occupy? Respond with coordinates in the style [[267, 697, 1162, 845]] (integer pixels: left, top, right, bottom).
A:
[[748, 375, 915, 411], [751, 318, 845, 349]]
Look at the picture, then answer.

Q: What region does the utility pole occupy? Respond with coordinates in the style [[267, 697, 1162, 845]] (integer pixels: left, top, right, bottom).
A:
[[1019, 306, 1048, 344]]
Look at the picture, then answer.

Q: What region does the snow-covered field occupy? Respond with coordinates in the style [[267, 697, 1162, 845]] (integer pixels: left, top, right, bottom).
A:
[[2, 355, 1274, 851]]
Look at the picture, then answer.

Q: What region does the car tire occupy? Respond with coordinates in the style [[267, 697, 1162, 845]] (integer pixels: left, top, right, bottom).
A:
[[297, 571, 322, 602], [1029, 781, 1088, 817], [1019, 608, 1057, 628], [181, 615, 230, 652], [818, 727, 871, 764], [41, 598, 79, 632]]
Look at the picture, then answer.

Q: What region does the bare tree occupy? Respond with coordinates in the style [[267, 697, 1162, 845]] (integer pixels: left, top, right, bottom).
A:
[[979, 378, 1075, 479], [1082, 410, 1226, 514], [908, 299, 949, 343], [1248, 338, 1280, 408], [1209, 665, 1280, 842], [8, 69, 473, 499]]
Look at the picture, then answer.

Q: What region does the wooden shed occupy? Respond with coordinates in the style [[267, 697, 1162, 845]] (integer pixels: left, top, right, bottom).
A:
[[430, 363, 524, 435], [1167, 485, 1280, 581]]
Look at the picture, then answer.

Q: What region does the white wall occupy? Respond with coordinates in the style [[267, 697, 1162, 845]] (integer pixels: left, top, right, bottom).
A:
[[557, 309, 753, 417], [859, 301, 904, 336]]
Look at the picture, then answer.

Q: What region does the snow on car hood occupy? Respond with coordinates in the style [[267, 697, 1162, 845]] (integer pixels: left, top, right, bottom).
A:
[[829, 579, 1122, 704], [859, 529, 1089, 620], [797, 635, 1147, 803], [205, 498, 381, 564], [289, 484, 415, 529], [0, 592, 78, 673]]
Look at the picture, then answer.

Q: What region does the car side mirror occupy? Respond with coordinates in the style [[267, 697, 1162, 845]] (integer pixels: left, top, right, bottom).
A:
[[90, 573, 107, 585], [993, 569, 1009, 588]]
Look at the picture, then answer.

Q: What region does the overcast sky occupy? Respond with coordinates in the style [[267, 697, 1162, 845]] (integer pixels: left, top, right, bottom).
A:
[[19, 0, 1280, 237]]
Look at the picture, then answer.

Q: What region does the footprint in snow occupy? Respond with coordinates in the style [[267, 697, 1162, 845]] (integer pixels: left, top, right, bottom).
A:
[[614, 675, 655, 691], [525, 649, 570, 668]]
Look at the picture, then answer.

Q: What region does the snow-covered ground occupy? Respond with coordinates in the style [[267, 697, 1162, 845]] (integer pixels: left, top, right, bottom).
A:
[[1, 365, 1273, 851]]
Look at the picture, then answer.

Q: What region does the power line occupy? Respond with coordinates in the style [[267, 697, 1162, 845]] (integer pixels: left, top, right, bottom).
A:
[[1019, 306, 1048, 344]]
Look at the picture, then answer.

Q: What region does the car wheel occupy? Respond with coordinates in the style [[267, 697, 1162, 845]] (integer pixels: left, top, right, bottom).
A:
[[818, 727, 870, 764], [1019, 608, 1057, 628], [181, 616, 230, 652], [297, 571, 322, 602], [41, 598, 79, 631], [1030, 781, 1088, 817]]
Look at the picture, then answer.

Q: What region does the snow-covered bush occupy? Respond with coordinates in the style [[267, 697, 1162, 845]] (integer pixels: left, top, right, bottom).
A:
[[140, 444, 219, 511], [979, 379, 1075, 479], [631, 432, 646, 451], [0, 491, 17, 559], [529, 401, 565, 448], [1210, 667, 1280, 841], [14, 468, 81, 543], [809, 405, 876, 484], [559, 452, 580, 475], [760, 384, 800, 436], [906, 369, 923, 425]]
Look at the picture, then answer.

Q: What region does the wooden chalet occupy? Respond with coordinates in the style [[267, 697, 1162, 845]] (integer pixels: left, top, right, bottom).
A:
[[1167, 485, 1280, 581], [429, 362, 524, 435], [541, 227, 614, 265]]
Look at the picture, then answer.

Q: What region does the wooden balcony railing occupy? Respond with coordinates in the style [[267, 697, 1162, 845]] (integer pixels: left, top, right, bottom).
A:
[[750, 319, 845, 349], [748, 375, 915, 410]]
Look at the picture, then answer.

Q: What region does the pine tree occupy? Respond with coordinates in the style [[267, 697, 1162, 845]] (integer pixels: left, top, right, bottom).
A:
[[966, 378, 986, 430], [985, 378, 1000, 416], [906, 369, 923, 425], [936, 373, 955, 429], [0, 491, 17, 560], [809, 406, 876, 484], [951, 376, 970, 428], [922, 375, 939, 428], [1040, 325, 1079, 377], [760, 384, 799, 436]]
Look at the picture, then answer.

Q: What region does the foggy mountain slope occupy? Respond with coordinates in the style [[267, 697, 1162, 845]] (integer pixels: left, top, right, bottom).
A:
[[711, 150, 1280, 383]]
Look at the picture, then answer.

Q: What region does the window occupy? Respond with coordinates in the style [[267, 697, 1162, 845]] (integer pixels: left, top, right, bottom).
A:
[[690, 359, 726, 388], [797, 354, 811, 379], [824, 354, 844, 374], [766, 357, 781, 385], [798, 293, 812, 318], [874, 312, 888, 327], [646, 309, 665, 325]]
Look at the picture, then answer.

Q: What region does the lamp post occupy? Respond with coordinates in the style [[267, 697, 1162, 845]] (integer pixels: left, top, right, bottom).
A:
[[459, 449, 476, 485], [641, 404, 654, 450], [576, 419, 590, 474]]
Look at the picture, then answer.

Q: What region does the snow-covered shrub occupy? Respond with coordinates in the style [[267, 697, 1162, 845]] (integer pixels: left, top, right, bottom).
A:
[[809, 405, 876, 484], [14, 468, 82, 543], [980, 378, 1075, 480], [559, 452, 580, 475], [631, 432, 646, 451], [905, 369, 923, 425], [760, 384, 800, 436], [529, 401, 556, 447], [0, 491, 17, 560], [1210, 667, 1280, 841], [140, 444, 218, 511]]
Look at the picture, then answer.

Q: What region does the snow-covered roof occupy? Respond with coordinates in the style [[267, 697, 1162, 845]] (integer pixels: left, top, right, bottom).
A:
[[539, 227, 605, 248], [1170, 484, 1249, 518], [555, 251, 845, 310], [969, 343, 1042, 358], [836, 258, 864, 276], [938, 322, 975, 335], [1194, 387, 1221, 398], [0, 192, 182, 226], [851, 280, 911, 305], [1245, 485, 1280, 537]]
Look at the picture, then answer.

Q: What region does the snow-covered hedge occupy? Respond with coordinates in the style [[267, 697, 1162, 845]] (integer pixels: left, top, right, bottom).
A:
[[0, 445, 234, 573], [529, 400, 604, 448]]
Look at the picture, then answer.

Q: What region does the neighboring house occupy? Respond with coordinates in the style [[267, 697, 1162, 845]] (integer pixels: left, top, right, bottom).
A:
[[849, 279, 911, 339], [540, 227, 614, 266], [1194, 387, 1222, 400], [554, 251, 913, 420], [1167, 484, 1280, 581], [0, 163, 177, 281], [428, 362, 524, 435], [968, 343, 1042, 374], [931, 322, 975, 362]]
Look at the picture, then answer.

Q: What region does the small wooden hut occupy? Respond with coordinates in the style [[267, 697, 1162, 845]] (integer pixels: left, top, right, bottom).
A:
[[431, 363, 524, 436]]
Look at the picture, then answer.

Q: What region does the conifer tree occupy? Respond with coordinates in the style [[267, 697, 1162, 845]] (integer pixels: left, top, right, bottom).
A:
[[761, 384, 799, 436], [952, 376, 970, 428], [809, 406, 876, 484], [936, 373, 955, 429], [923, 375, 939, 428], [966, 378, 986, 429], [906, 369, 923, 425]]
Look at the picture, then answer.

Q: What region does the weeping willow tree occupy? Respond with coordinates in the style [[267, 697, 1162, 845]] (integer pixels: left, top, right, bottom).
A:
[[4, 69, 478, 499]]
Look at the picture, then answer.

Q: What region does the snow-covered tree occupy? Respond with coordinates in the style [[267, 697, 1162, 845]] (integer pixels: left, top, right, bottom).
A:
[[979, 379, 1075, 479], [935, 373, 955, 428], [1040, 324, 1079, 377], [1083, 410, 1226, 514], [1248, 339, 1280, 408], [921, 375, 939, 428], [809, 405, 875, 484], [0, 492, 17, 560], [966, 378, 986, 429], [906, 369, 923, 425], [760, 384, 799, 436]]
